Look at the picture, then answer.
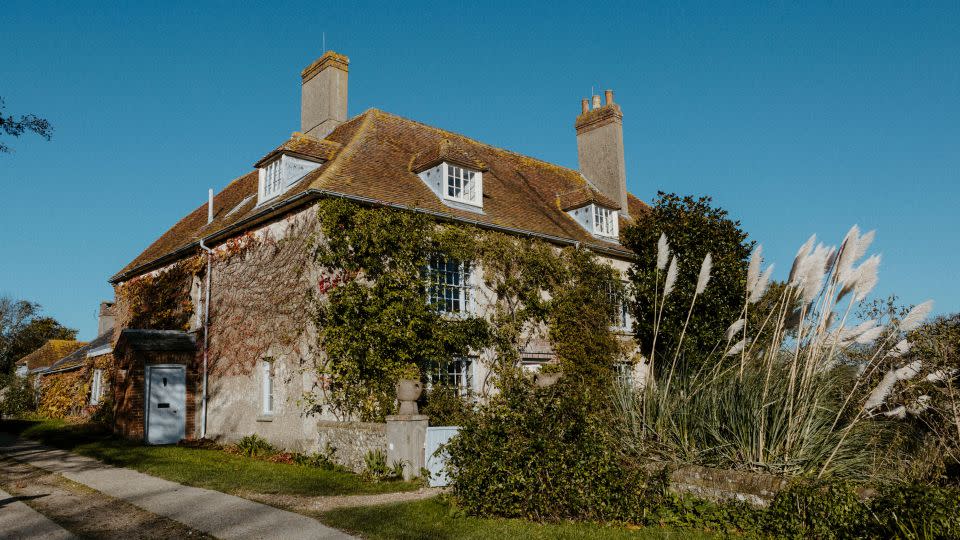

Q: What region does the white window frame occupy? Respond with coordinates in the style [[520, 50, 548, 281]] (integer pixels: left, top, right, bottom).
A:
[[90, 368, 104, 405], [260, 360, 274, 416], [260, 159, 282, 201], [425, 255, 474, 315], [593, 205, 618, 238], [444, 163, 482, 206], [429, 356, 475, 397], [607, 280, 632, 332], [615, 362, 634, 386]]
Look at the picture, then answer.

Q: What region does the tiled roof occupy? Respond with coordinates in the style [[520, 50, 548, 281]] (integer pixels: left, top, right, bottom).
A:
[[112, 109, 648, 282], [253, 135, 342, 168], [115, 329, 196, 353], [16, 340, 87, 371], [557, 187, 621, 211], [45, 331, 113, 373]]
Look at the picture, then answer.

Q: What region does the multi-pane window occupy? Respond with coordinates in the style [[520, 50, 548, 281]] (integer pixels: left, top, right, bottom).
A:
[[263, 159, 282, 199], [90, 369, 104, 405], [446, 165, 478, 204], [606, 281, 631, 331], [426, 255, 472, 314], [594, 205, 616, 237], [261, 361, 274, 415], [430, 357, 474, 396], [614, 362, 634, 386]]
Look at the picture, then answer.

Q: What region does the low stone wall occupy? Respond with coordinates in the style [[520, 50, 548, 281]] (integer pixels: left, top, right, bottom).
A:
[[315, 420, 387, 472], [667, 464, 789, 507]]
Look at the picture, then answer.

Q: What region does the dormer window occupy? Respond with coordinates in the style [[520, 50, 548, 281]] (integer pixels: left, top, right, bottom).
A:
[[263, 159, 282, 199], [446, 165, 480, 205], [413, 140, 486, 213], [594, 205, 616, 237], [565, 203, 619, 241], [257, 154, 323, 204]]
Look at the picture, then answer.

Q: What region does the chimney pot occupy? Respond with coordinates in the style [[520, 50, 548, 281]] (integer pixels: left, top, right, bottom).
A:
[[604, 89, 614, 105], [581, 98, 589, 114], [591, 95, 602, 109], [574, 93, 628, 217]]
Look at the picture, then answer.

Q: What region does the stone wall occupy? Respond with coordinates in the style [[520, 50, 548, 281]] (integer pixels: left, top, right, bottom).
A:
[[667, 464, 789, 507], [315, 420, 387, 472]]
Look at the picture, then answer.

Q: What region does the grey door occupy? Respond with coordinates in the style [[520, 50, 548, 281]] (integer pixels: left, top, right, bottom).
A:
[[146, 365, 186, 445]]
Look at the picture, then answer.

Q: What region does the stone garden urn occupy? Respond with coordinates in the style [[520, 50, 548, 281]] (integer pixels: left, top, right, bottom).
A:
[[534, 371, 562, 388], [396, 379, 423, 415]]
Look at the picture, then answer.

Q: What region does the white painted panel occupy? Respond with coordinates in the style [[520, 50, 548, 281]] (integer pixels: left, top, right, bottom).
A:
[[425, 426, 460, 487], [146, 365, 186, 445]]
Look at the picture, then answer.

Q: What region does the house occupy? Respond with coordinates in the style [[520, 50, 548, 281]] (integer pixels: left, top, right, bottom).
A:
[[37, 302, 116, 418], [15, 339, 86, 378], [109, 51, 647, 449]]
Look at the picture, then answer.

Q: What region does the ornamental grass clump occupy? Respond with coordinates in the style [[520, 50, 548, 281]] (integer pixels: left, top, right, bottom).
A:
[[616, 225, 935, 480]]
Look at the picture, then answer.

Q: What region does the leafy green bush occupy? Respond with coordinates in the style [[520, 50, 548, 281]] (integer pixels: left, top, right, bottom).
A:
[[422, 385, 474, 426], [362, 448, 404, 481], [292, 443, 344, 471], [764, 480, 868, 538], [447, 378, 661, 523], [868, 483, 960, 539], [0, 374, 37, 417], [235, 434, 275, 458]]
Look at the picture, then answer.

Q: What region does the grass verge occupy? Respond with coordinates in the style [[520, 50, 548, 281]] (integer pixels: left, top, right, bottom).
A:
[[0, 418, 418, 496], [318, 497, 715, 540]]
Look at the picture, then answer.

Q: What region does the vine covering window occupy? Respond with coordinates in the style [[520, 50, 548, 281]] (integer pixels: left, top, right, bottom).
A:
[[606, 281, 632, 331], [430, 356, 474, 396], [426, 255, 473, 314], [90, 369, 104, 405]]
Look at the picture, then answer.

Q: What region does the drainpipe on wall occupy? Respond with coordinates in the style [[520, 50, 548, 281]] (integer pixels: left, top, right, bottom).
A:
[[199, 188, 214, 439]]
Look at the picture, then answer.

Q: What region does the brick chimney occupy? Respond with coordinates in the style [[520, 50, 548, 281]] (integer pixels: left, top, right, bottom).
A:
[[301, 51, 349, 139], [97, 301, 115, 337], [575, 90, 628, 216]]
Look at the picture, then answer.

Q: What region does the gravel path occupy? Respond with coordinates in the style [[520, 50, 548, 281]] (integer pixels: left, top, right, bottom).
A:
[[242, 486, 445, 513]]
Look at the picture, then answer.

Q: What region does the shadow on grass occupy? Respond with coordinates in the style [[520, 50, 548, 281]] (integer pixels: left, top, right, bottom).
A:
[[0, 418, 418, 497]]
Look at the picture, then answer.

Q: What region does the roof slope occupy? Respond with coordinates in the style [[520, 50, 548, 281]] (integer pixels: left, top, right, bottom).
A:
[[113, 109, 647, 281], [45, 331, 113, 373], [16, 340, 87, 371]]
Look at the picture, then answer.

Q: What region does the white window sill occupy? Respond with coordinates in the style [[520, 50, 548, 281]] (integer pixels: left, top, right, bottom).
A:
[[256, 414, 274, 422]]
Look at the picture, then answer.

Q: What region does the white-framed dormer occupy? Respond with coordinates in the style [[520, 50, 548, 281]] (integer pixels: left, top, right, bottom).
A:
[[256, 153, 323, 205], [417, 161, 484, 212], [567, 203, 620, 241]]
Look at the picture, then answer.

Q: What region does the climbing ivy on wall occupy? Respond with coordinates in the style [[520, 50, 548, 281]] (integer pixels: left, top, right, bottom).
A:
[[308, 199, 627, 421], [116, 257, 202, 331]]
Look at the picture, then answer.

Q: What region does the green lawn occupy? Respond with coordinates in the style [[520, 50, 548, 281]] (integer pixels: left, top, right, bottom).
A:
[[319, 497, 715, 540], [0, 418, 418, 496]]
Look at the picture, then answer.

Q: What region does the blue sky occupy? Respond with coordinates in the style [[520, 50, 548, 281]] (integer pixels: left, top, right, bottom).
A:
[[2, 1, 957, 339]]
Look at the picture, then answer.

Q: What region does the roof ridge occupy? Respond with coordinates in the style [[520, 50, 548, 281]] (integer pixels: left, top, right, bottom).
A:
[[363, 108, 589, 187]]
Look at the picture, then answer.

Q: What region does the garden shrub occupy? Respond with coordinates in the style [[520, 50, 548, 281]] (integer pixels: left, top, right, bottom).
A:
[[447, 377, 660, 523], [234, 434, 275, 457], [0, 374, 36, 416], [421, 385, 474, 426], [868, 483, 960, 539], [764, 480, 869, 538]]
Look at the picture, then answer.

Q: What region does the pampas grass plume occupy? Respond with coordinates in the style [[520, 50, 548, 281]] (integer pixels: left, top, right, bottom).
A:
[[725, 319, 746, 341], [749, 265, 774, 304], [657, 233, 670, 271], [853, 255, 881, 302], [725, 339, 747, 357], [747, 245, 763, 291], [696, 253, 712, 294], [900, 300, 934, 332], [663, 256, 678, 299]]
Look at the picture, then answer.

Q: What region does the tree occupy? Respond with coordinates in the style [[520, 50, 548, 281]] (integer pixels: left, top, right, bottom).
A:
[[0, 297, 77, 374], [623, 192, 753, 373], [0, 97, 53, 153]]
